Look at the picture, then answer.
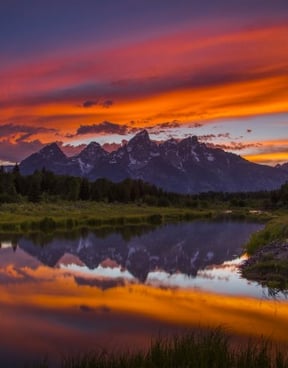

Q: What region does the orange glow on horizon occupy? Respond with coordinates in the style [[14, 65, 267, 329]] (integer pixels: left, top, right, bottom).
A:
[[242, 138, 288, 164], [244, 152, 288, 165]]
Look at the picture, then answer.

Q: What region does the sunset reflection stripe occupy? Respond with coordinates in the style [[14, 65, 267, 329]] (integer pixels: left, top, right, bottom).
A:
[[1, 264, 288, 343]]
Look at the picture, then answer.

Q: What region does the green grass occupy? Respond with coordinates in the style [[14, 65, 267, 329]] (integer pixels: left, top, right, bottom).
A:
[[0, 201, 272, 235], [27, 329, 288, 368], [242, 259, 288, 290], [245, 215, 288, 255], [0, 201, 214, 234], [242, 214, 288, 290]]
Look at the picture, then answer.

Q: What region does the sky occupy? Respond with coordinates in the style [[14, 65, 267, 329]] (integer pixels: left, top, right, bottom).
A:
[[1, 0, 288, 165]]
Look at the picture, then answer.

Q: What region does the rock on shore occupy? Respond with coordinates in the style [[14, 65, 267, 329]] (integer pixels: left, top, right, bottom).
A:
[[240, 239, 288, 289]]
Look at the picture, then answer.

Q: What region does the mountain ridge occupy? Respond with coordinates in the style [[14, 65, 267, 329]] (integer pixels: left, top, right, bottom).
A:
[[19, 131, 288, 194]]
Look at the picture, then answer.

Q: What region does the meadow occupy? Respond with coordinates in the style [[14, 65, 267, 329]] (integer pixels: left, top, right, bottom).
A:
[[0, 199, 272, 235]]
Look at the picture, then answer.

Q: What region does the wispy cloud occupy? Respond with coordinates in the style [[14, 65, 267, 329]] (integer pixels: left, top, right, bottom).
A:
[[199, 133, 232, 141], [0, 124, 57, 142], [208, 141, 262, 151], [72, 121, 130, 136], [69, 120, 182, 138], [82, 99, 114, 108], [0, 20, 287, 164], [1, 23, 287, 121], [0, 140, 45, 163]]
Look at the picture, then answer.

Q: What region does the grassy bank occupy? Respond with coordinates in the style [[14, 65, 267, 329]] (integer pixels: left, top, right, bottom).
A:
[[0, 201, 269, 235], [29, 329, 288, 368], [245, 214, 288, 255], [242, 214, 288, 290]]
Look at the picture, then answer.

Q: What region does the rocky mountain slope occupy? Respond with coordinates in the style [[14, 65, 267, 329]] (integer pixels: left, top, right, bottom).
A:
[[20, 130, 288, 193], [276, 162, 288, 172]]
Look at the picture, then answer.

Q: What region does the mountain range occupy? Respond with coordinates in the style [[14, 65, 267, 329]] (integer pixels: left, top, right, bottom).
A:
[[19, 130, 288, 194]]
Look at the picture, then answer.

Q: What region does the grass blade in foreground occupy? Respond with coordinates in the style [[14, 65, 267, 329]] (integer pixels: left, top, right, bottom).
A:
[[29, 329, 288, 368]]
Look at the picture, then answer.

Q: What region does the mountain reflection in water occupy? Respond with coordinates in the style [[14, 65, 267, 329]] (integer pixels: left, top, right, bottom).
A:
[[12, 221, 261, 282], [2, 220, 288, 367]]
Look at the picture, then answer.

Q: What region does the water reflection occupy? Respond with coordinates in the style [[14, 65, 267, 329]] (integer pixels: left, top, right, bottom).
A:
[[2, 221, 262, 282], [2, 220, 288, 367]]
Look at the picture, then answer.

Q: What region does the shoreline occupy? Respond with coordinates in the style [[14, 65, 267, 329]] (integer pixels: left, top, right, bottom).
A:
[[241, 239, 288, 290]]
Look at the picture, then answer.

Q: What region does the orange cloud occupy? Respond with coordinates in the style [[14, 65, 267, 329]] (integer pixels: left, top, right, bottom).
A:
[[244, 152, 288, 165], [242, 139, 288, 165], [0, 22, 287, 163]]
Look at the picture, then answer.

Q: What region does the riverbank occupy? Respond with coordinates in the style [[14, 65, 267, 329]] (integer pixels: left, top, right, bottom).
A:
[[0, 201, 270, 234], [241, 214, 288, 290], [241, 239, 288, 290]]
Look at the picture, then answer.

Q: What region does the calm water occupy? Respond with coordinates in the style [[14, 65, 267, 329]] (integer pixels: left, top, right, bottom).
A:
[[1, 220, 287, 366]]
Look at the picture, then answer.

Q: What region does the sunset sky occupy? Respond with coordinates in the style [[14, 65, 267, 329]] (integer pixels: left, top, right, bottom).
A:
[[1, 0, 288, 165]]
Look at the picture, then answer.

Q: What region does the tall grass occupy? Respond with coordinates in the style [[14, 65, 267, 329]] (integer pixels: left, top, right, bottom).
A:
[[28, 329, 288, 368]]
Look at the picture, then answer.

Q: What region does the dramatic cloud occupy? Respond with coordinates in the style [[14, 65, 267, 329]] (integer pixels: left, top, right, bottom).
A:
[[101, 100, 114, 108], [0, 120, 190, 162], [70, 120, 183, 138], [244, 151, 288, 165], [0, 139, 90, 164], [0, 2, 287, 165], [1, 23, 287, 117], [0, 124, 57, 143], [0, 123, 60, 162], [243, 138, 288, 164], [82, 99, 114, 108], [102, 142, 122, 152], [74, 121, 130, 136], [189, 123, 203, 128], [198, 133, 233, 141], [0, 140, 45, 164], [59, 143, 87, 157], [208, 141, 262, 151], [82, 100, 98, 108], [155, 121, 181, 129], [141, 121, 182, 136]]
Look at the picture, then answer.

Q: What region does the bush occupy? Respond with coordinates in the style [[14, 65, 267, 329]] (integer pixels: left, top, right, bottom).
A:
[[38, 217, 56, 232], [147, 214, 162, 225], [65, 218, 74, 229]]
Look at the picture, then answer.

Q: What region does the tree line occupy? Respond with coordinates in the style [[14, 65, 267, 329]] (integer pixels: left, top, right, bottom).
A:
[[0, 166, 183, 206], [0, 165, 287, 208]]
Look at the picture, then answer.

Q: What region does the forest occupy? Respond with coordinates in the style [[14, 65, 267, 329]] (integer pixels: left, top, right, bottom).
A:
[[0, 165, 288, 209]]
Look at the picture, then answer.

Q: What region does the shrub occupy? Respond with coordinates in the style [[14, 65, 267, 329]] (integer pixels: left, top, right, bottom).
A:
[[38, 217, 56, 232]]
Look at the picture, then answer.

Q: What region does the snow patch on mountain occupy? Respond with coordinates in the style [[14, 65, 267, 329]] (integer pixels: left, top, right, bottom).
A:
[[19, 130, 288, 193]]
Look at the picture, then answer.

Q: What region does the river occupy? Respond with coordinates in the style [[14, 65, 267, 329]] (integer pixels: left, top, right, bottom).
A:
[[0, 220, 287, 366]]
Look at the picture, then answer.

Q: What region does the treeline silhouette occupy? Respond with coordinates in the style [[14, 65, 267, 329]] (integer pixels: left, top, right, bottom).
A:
[[0, 166, 184, 206], [0, 165, 287, 208]]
